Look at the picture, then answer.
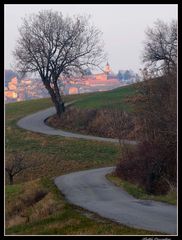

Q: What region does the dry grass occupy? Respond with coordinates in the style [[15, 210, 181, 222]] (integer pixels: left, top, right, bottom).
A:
[[5, 150, 114, 184], [106, 173, 177, 205], [5, 89, 168, 235], [6, 98, 119, 185], [6, 178, 162, 235], [5, 179, 65, 229], [46, 106, 136, 140]]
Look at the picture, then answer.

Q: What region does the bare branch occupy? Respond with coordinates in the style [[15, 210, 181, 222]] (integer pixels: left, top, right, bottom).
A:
[[142, 19, 177, 76], [13, 10, 106, 117]]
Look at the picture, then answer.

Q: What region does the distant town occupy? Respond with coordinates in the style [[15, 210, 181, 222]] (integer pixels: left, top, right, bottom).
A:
[[5, 63, 140, 103]]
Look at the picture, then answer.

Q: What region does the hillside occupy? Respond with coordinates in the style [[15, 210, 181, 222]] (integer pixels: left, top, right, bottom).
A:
[[46, 84, 136, 140], [5, 85, 167, 235], [74, 84, 135, 110], [5, 85, 135, 183]]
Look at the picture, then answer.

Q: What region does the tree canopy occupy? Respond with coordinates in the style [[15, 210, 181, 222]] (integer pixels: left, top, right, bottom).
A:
[[13, 10, 106, 116], [143, 19, 177, 76]]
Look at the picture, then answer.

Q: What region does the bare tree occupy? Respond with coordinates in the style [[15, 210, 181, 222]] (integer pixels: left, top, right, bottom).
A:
[[115, 20, 177, 194], [13, 10, 105, 117], [143, 19, 177, 76], [6, 153, 35, 185]]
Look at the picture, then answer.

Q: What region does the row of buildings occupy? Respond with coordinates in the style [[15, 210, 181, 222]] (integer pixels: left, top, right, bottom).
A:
[[63, 62, 125, 94], [5, 77, 49, 102], [5, 63, 132, 102]]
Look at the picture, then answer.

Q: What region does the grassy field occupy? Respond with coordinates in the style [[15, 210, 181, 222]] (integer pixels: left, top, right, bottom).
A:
[[5, 86, 168, 235], [74, 84, 135, 111], [5, 177, 162, 235], [5, 95, 120, 184], [5, 85, 136, 183], [45, 85, 136, 139]]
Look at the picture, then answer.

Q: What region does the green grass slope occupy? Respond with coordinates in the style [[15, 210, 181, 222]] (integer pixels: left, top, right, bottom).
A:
[[74, 85, 135, 110], [5, 85, 135, 180], [5, 93, 120, 184], [5, 178, 161, 235], [5, 85, 164, 235]]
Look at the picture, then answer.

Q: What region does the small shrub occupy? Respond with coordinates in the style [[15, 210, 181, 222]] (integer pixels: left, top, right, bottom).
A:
[[115, 141, 176, 195], [87, 109, 114, 138]]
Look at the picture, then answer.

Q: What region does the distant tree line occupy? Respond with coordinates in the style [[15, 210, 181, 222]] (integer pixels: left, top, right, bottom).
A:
[[117, 70, 133, 81]]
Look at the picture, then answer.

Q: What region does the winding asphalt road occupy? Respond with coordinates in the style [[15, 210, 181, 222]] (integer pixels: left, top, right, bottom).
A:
[[55, 167, 177, 235], [17, 101, 136, 144], [17, 103, 177, 235]]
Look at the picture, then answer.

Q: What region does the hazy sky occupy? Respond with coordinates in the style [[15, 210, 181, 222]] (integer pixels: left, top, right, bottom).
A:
[[4, 4, 177, 74]]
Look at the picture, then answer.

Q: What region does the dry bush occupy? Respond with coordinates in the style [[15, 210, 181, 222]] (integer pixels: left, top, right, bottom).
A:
[[47, 106, 97, 131], [87, 109, 115, 138], [116, 141, 171, 194], [115, 70, 177, 195], [5, 152, 43, 185], [133, 74, 177, 142], [47, 106, 135, 141], [108, 108, 134, 142], [5, 153, 29, 185], [124, 95, 146, 104]]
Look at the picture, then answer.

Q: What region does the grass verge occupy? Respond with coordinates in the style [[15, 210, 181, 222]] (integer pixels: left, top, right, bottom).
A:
[[106, 173, 177, 205], [5, 178, 163, 235]]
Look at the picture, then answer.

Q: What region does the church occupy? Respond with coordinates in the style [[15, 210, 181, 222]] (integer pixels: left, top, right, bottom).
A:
[[83, 62, 121, 86], [66, 62, 123, 94]]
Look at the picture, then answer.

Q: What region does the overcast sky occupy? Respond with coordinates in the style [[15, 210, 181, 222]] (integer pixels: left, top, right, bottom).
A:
[[4, 4, 177, 74]]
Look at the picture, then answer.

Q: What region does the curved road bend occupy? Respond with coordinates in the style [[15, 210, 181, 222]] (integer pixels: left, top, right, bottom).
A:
[[55, 167, 177, 235], [17, 102, 177, 234], [17, 102, 136, 145]]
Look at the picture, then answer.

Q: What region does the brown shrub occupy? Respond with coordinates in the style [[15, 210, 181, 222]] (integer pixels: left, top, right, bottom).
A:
[[47, 107, 97, 132], [116, 73, 177, 195], [87, 109, 114, 138], [115, 141, 175, 195], [47, 107, 135, 140]]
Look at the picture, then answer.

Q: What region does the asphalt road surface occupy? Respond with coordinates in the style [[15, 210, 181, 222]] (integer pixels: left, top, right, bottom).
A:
[[17, 103, 177, 234], [17, 102, 136, 144], [55, 167, 177, 235]]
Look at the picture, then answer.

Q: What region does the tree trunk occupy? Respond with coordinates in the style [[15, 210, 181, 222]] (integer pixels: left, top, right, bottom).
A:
[[54, 80, 65, 117], [44, 80, 65, 118], [54, 99, 65, 118], [9, 174, 14, 185]]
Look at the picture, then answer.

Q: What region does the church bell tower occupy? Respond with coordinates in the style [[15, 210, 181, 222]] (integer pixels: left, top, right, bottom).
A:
[[104, 62, 112, 74]]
